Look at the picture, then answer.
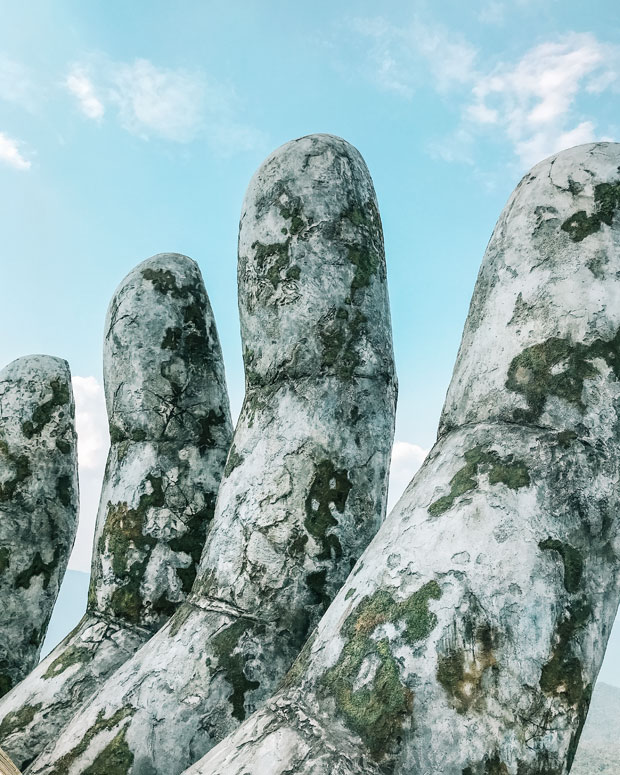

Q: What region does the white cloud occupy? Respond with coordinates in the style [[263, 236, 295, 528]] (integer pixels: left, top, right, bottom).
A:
[[68, 376, 109, 573], [478, 2, 506, 26], [63, 57, 264, 154], [0, 55, 36, 110], [111, 59, 204, 142], [350, 16, 478, 97], [66, 67, 105, 120], [0, 131, 31, 170], [388, 441, 428, 512], [465, 33, 619, 167], [350, 16, 617, 170]]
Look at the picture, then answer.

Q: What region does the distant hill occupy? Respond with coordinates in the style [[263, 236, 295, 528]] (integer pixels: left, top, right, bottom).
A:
[[572, 682, 620, 774]]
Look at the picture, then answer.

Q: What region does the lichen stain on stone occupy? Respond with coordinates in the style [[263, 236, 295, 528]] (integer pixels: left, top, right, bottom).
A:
[[161, 326, 182, 351], [0, 439, 31, 502], [197, 409, 227, 451], [561, 180, 620, 241], [428, 446, 530, 517], [168, 499, 215, 595], [141, 267, 184, 298], [21, 377, 70, 439], [539, 598, 591, 708], [539, 539, 583, 593], [43, 643, 90, 680], [223, 444, 244, 477], [14, 547, 61, 590], [321, 580, 441, 760], [251, 241, 301, 294], [505, 330, 620, 422], [305, 569, 331, 611], [45, 706, 134, 775], [462, 751, 510, 774], [436, 623, 498, 714], [56, 474, 73, 507], [348, 246, 380, 296], [318, 306, 367, 380], [211, 619, 260, 722], [304, 460, 352, 560], [0, 547, 10, 575]]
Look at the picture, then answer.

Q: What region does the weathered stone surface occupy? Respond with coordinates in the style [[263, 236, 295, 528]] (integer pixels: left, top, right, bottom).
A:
[[0, 253, 232, 770], [28, 134, 396, 775], [183, 142, 620, 775], [0, 355, 78, 699]]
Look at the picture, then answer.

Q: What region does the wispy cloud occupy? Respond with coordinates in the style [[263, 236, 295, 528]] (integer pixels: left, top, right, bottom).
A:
[[466, 33, 617, 166], [0, 55, 37, 111], [350, 16, 618, 170], [349, 16, 478, 97], [0, 131, 31, 170], [66, 66, 105, 120], [69, 375, 109, 572], [388, 440, 428, 512], [111, 58, 204, 141], [65, 56, 264, 154]]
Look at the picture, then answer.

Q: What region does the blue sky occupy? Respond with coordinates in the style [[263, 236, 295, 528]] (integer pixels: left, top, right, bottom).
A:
[[2, 0, 620, 680]]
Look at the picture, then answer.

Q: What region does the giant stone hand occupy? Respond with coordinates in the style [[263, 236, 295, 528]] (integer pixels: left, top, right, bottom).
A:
[[25, 133, 397, 775]]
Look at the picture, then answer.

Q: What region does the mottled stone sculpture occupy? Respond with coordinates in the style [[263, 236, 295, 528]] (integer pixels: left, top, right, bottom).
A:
[[0, 254, 232, 771], [0, 356, 78, 699], [182, 142, 620, 775], [28, 134, 396, 775]]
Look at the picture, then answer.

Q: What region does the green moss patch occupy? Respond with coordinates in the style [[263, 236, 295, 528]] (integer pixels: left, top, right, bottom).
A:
[[539, 539, 583, 593], [212, 618, 259, 721], [561, 180, 620, 242], [506, 331, 620, 422], [47, 706, 134, 775], [428, 446, 530, 517], [92, 475, 165, 624], [82, 727, 134, 775], [0, 702, 42, 740], [43, 644, 91, 680], [321, 581, 441, 759]]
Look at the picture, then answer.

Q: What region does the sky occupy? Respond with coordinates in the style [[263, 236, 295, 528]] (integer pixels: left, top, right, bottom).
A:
[[1, 0, 620, 678]]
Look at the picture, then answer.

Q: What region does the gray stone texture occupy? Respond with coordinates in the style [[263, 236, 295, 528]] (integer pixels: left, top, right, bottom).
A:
[[0, 254, 232, 770], [0, 355, 78, 699], [28, 134, 396, 775], [183, 142, 620, 775]]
